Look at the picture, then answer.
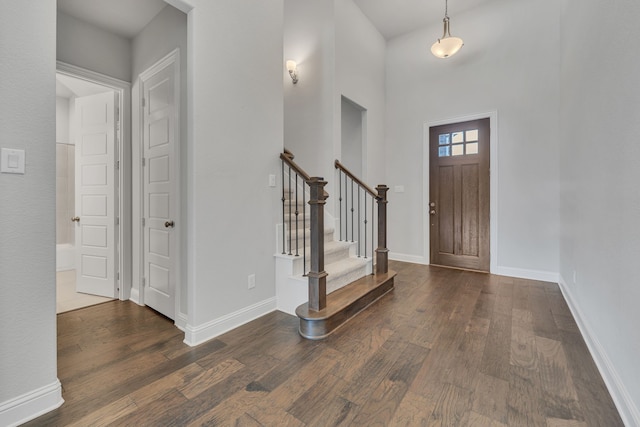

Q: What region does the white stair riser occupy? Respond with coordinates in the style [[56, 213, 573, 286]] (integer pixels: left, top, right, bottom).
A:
[[288, 242, 355, 276]]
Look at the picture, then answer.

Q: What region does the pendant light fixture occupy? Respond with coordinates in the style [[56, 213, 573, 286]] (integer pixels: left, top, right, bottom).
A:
[[431, 0, 464, 59]]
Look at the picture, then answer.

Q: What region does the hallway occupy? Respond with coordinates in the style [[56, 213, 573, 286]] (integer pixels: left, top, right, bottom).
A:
[[27, 261, 622, 426]]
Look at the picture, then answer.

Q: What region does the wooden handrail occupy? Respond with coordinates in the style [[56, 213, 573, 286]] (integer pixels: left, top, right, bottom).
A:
[[334, 159, 379, 199], [283, 148, 294, 160], [282, 151, 328, 199], [281, 152, 311, 181]]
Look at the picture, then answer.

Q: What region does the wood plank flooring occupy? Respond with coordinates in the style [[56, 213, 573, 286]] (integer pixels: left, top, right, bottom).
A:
[[25, 261, 624, 426]]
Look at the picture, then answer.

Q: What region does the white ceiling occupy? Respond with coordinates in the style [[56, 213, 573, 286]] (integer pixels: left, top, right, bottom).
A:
[[57, 0, 168, 39], [354, 0, 495, 39], [57, 0, 492, 41]]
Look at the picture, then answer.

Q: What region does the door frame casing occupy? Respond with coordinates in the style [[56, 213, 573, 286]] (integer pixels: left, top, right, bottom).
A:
[[56, 61, 132, 301], [423, 111, 498, 273], [132, 48, 184, 328]]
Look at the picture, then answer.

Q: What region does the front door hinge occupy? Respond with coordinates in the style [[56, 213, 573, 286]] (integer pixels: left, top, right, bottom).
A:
[[142, 217, 146, 227], [142, 277, 146, 286], [116, 216, 120, 225], [117, 272, 120, 281], [115, 160, 120, 170], [142, 98, 146, 108], [142, 158, 146, 167]]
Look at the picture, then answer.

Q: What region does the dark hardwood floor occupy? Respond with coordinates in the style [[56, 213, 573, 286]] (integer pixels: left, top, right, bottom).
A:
[[26, 261, 623, 426]]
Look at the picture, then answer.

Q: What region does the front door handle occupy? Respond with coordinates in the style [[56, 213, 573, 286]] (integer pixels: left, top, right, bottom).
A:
[[164, 220, 175, 228], [71, 216, 80, 222], [430, 210, 436, 215]]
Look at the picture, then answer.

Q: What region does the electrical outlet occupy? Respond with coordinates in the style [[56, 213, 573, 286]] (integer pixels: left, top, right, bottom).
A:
[[268, 174, 276, 187], [248, 274, 256, 289]]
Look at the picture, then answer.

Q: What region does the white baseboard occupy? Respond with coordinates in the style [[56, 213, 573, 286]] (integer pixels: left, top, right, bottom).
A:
[[0, 380, 63, 427], [183, 297, 277, 347], [129, 288, 142, 306], [493, 266, 559, 283], [388, 252, 428, 265], [558, 276, 640, 427], [175, 312, 188, 331]]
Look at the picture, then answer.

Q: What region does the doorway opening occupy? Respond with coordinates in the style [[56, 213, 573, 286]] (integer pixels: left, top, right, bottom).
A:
[[340, 96, 367, 180], [55, 64, 130, 313]]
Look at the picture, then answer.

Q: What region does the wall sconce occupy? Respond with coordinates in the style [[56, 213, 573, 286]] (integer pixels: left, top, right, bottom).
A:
[[286, 60, 298, 84]]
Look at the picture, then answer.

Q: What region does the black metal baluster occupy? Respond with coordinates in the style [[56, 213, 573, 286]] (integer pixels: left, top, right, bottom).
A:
[[303, 182, 307, 275], [295, 174, 300, 256], [351, 179, 354, 242], [338, 170, 342, 241], [344, 171, 348, 242], [281, 160, 285, 254], [288, 166, 292, 255], [357, 186, 361, 257], [372, 195, 375, 271], [364, 193, 368, 259]]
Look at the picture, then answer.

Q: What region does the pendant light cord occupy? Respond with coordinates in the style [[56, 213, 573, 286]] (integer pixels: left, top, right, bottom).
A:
[[445, 0, 449, 18]]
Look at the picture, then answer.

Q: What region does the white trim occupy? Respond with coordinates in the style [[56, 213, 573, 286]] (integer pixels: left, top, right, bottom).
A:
[[56, 61, 132, 301], [57, 61, 130, 89], [175, 312, 188, 331], [423, 111, 498, 273], [493, 266, 558, 283], [558, 275, 640, 427], [163, 0, 194, 14], [389, 251, 428, 265], [0, 380, 63, 427], [183, 298, 277, 347], [129, 287, 142, 306], [134, 48, 183, 323]]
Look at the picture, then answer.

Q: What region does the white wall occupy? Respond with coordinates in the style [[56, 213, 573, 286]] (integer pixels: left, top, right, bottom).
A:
[[131, 4, 189, 317], [0, 1, 62, 425], [283, 0, 335, 180], [185, 0, 284, 340], [283, 0, 386, 213], [385, 0, 560, 275], [335, 0, 386, 190], [559, 1, 640, 424], [57, 11, 132, 82]]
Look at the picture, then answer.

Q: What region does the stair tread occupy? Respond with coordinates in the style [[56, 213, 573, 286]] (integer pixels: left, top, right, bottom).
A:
[[289, 255, 368, 281], [324, 257, 369, 277], [286, 240, 352, 258], [296, 270, 396, 321]]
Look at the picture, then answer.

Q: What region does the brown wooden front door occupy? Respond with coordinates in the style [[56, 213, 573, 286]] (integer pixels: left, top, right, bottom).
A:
[[429, 118, 490, 271]]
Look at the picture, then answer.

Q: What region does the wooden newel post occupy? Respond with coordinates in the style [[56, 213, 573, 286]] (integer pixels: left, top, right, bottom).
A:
[[376, 185, 389, 275], [307, 177, 328, 311]]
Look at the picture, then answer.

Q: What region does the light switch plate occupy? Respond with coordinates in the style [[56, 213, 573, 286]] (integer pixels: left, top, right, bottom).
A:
[[1, 148, 25, 174]]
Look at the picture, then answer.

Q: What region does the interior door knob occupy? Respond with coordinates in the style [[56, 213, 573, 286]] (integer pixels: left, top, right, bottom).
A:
[[71, 216, 80, 222], [164, 220, 175, 228]]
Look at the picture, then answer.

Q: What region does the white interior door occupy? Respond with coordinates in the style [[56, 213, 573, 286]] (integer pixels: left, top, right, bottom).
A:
[[142, 62, 176, 320], [74, 92, 118, 298]]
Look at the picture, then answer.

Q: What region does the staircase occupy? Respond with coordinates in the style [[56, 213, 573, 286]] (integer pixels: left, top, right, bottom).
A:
[[275, 150, 396, 339], [275, 194, 371, 314]]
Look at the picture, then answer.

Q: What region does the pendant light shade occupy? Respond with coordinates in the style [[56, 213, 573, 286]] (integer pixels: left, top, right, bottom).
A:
[[431, 0, 464, 58]]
